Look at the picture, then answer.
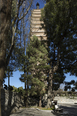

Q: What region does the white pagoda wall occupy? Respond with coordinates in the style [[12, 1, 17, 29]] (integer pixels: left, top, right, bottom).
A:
[[30, 9, 47, 41]]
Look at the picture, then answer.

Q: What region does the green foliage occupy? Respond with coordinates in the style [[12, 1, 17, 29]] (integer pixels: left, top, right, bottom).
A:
[[42, 0, 77, 72], [17, 87, 24, 95], [12, 86, 25, 95], [4, 84, 13, 91], [52, 66, 66, 90], [64, 80, 76, 91], [18, 36, 50, 106], [41, 0, 77, 92], [12, 86, 18, 92], [75, 81, 77, 89], [11, 0, 17, 19], [26, 36, 50, 96], [3, 0, 19, 84]]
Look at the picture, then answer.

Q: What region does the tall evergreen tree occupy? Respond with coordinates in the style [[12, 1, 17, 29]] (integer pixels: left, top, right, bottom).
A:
[[19, 36, 50, 107], [41, 0, 77, 107], [27, 36, 50, 107], [19, 53, 32, 107]]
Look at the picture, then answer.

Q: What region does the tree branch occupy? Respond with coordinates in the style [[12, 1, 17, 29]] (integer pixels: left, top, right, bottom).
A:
[[6, 0, 21, 67], [6, 26, 17, 67], [18, 0, 33, 21], [6, 0, 33, 67]]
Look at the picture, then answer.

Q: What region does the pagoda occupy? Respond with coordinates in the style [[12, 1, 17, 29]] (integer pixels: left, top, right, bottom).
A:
[[30, 3, 47, 41]]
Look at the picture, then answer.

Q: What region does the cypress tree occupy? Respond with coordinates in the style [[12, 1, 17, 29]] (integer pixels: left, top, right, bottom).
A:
[[19, 36, 50, 107]]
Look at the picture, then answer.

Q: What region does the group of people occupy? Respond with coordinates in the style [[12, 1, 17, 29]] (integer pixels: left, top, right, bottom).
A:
[[51, 100, 59, 112], [51, 100, 63, 113]]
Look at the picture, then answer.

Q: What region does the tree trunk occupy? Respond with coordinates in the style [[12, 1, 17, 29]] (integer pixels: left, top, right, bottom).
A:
[[0, 82, 2, 116], [25, 96, 28, 107], [26, 72, 29, 107], [0, 0, 11, 115], [24, 80, 26, 106], [24, 90, 28, 107], [47, 70, 53, 108], [25, 80, 28, 107], [39, 96, 41, 107], [0, 0, 7, 115], [0, 64, 5, 116], [8, 72, 10, 88]]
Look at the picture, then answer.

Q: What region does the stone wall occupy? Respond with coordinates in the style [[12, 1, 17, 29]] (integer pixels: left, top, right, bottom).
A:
[[54, 96, 77, 104], [1, 89, 77, 115], [1, 89, 24, 116], [42, 92, 77, 107]]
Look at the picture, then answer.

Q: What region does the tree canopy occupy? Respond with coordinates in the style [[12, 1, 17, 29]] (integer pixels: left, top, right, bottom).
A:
[[41, 0, 77, 107], [41, 0, 77, 86], [19, 36, 50, 106]]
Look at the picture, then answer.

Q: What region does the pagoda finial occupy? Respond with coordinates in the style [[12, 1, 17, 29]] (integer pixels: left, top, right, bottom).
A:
[[36, 2, 40, 9]]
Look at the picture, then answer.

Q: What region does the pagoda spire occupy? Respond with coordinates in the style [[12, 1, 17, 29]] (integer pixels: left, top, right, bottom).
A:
[[36, 2, 40, 9]]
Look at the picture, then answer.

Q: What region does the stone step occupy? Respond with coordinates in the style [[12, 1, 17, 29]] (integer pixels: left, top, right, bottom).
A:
[[31, 20, 43, 24], [31, 32, 46, 36], [31, 22, 44, 25], [32, 34, 46, 37], [31, 29, 45, 33], [33, 9, 41, 12], [30, 27, 43, 30], [31, 18, 41, 21], [31, 24, 42, 28], [32, 11, 41, 14], [32, 12, 41, 14], [31, 34, 46, 38], [31, 14, 41, 17]]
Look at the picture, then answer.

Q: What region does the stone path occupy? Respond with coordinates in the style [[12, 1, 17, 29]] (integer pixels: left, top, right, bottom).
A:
[[58, 103, 77, 116], [10, 108, 53, 116], [10, 103, 77, 116]]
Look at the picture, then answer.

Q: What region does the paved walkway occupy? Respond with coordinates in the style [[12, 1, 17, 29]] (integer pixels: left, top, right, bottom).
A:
[[58, 103, 77, 116], [10, 103, 77, 116], [10, 108, 53, 116]]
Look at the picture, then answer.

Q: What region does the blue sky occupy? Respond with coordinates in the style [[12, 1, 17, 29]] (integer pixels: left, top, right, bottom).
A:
[[32, 0, 46, 9], [4, 71, 77, 89], [4, 0, 77, 89], [4, 0, 46, 89]]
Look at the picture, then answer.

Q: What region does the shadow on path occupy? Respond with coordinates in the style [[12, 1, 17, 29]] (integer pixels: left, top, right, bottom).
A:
[[51, 104, 77, 116]]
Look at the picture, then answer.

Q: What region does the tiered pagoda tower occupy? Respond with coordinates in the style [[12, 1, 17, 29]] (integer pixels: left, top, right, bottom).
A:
[[30, 3, 47, 40]]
